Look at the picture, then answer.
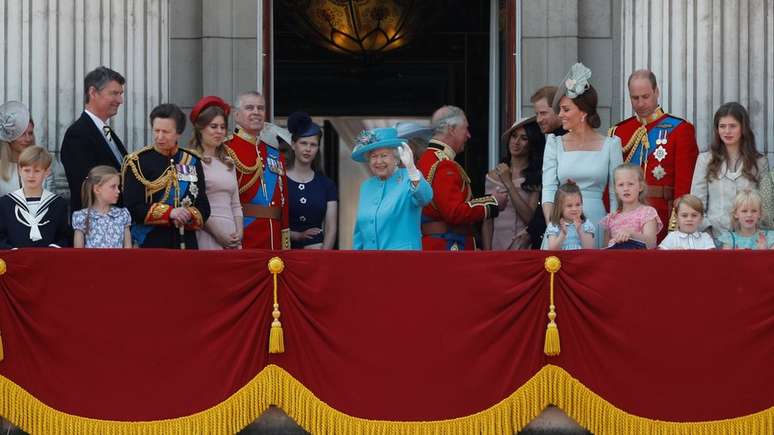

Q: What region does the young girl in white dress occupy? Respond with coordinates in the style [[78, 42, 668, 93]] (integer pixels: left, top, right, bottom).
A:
[[658, 194, 715, 249], [72, 165, 132, 248]]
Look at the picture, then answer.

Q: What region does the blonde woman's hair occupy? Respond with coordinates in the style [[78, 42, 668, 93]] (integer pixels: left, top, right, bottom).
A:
[[674, 194, 705, 216], [729, 189, 764, 231], [549, 180, 585, 225], [18, 145, 52, 169], [0, 118, 34, 181], [80, 165, 120, 238], [0, 140, 13, 182], [613, 163, 648, 212]]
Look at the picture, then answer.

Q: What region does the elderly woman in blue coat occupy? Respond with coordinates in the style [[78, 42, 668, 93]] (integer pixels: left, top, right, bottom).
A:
[[352, 127, 433, 250]]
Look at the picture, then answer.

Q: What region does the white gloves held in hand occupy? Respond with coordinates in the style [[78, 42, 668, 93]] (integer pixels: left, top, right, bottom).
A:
[[398, 143, 421, 182]]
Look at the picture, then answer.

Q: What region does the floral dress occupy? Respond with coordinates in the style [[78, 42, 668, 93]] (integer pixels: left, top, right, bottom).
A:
[[72, 207, 131, 248]]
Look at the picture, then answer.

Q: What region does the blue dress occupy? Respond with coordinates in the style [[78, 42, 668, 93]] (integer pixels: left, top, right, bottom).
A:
[[353, 168, 433, 250], [542, 220, 595, 250], [542, 134, 622, 248], [288, 172, 337, 248], [717, 230, 774, 249]]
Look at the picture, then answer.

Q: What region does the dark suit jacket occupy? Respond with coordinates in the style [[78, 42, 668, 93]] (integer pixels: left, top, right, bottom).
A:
[[60, 112, 128, 211]]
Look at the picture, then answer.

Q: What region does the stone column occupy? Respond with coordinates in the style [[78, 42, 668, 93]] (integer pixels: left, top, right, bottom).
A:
[[0, 0, 170, 195], [619, 0, 774, 154]]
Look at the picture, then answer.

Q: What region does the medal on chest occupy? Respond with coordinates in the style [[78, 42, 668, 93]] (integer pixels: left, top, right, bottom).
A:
[[267, 156, 285, 175], [175, 163, 198, 182], [650, 129, 669, 180]]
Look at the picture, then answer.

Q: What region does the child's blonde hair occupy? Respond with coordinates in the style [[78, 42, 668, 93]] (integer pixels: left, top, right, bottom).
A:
[[18, 145, 52, 169], [729, 189, 764, 231], [613, 163, 647, 212], [549, 180, 585, 225], [80, 165, 121, 237], [674, 194, 705, 216]]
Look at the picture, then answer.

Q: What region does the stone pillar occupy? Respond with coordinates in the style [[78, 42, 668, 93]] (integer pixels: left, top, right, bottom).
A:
[[520, 0, 579, 118], [620, 0, 774, 154], [0, 0, 170, 195]]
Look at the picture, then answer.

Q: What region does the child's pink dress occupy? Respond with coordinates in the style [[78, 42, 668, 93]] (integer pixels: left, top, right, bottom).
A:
[[600, 205, 663, 247]]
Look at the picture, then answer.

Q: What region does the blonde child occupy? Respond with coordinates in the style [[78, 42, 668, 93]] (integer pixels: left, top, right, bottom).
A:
[[542, 181, 595, 250], [717, 189, 774, 250], [0, 146, 70, 248], [601, 163, 662, 249], [72, 165, 132, 248], [658, 194, 715, 249]]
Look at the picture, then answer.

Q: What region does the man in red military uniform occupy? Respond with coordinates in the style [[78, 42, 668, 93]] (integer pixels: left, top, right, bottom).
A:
[[224, 91, 290, 249], [418, 105, 506, 250], [609, 70, 699, 241]]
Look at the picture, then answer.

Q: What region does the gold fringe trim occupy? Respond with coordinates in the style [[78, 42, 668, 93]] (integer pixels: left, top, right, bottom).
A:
[[1, 365, 773, 434]]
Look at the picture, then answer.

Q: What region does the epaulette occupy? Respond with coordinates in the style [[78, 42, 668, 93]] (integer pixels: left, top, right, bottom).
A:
[[181, 147, 203, 159], [614, 116, 637, 127], [224, 133, 234, 142], [607, 126, 617, 137], [121, 145, 153, 177]]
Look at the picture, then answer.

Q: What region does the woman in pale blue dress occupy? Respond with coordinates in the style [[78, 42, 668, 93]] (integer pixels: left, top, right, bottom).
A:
[[541, 63, 623, 247]]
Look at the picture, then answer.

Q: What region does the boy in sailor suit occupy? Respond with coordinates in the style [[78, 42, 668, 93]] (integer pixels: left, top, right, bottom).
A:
[[0, 146, 71, 248]]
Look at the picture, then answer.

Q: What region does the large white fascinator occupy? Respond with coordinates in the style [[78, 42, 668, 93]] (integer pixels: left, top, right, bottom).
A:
[[0, 101, 30, 142], [552, 63, 593, 112]]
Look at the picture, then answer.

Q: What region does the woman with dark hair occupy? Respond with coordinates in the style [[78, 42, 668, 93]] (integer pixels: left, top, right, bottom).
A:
[[482, 116, 545, 250], [286, 112, 337, 249], [189, 96, 243, 250], [690, 102, 769, 238], [541, 63, 623, 248]]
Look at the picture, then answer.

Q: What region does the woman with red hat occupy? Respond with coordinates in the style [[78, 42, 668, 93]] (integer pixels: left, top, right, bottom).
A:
[[190, 96, 244, 249]]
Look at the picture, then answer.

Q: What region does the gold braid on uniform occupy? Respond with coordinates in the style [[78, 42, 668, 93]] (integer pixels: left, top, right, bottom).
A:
[[224, 145, 264, 194], [121, 148, 180, 206]]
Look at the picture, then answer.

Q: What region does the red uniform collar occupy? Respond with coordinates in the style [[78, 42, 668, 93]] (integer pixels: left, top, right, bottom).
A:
[[637, 107, 666, 125]]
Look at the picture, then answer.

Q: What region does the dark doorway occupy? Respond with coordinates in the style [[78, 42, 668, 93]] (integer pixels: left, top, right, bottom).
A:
[[273, 0, 492, 198]]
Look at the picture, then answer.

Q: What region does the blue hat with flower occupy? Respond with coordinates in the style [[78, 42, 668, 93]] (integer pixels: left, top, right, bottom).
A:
[[351, 127, 403, 162]]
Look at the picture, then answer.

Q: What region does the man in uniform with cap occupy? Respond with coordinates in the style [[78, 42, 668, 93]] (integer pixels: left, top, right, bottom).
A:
[[609, 70, 699, 240], [417, 105, 506, 250], [224, 91, 290, 249]]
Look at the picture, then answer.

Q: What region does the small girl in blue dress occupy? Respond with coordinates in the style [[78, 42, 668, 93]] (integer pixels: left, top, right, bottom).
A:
[[718, 189, 774, 250], [72, 165, 132, 248], [543, 181, 595, 250]]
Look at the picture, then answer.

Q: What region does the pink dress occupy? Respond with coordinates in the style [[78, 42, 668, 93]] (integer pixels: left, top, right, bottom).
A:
[[484, 173, 532, 250], [196, 157, 243, 250], [599, 205, 663, 247]]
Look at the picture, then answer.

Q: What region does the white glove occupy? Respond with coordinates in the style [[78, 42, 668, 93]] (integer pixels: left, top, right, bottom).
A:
[[398, 143, 421, 181]]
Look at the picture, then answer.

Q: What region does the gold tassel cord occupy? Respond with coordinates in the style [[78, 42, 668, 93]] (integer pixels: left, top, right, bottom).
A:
[[0, 258, 6, 362], [268, 257, 285, 354], [544, 256, 561, 356]]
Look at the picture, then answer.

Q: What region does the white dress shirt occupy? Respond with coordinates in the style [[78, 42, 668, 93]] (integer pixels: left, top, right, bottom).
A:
[[659, 230, 716, 250]]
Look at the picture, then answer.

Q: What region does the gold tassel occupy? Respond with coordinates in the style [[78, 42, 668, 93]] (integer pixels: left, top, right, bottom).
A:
[[267, 257, 285, 354], [0, 259, 5, 363], [543, 256, 562, 356]]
